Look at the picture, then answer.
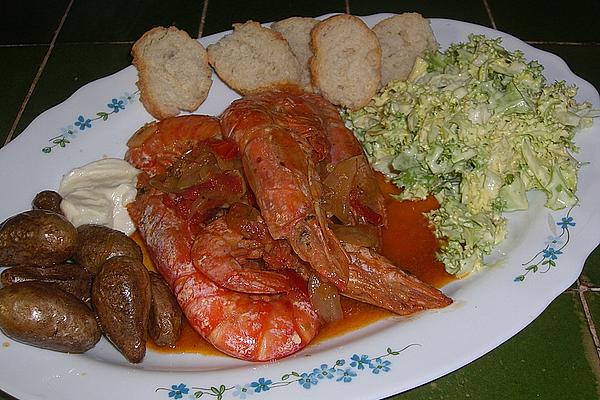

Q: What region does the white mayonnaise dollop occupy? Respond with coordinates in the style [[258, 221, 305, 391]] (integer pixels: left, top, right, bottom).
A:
[[58, 158, 140, 235]]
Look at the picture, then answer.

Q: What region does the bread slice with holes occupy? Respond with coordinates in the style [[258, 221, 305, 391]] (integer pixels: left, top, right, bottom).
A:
[[207, 20, 301, 94], [310, 14, 381, 110], [372, 13, 438, 85], [270, 17, 319, 91], [132, 26, 212, 120]]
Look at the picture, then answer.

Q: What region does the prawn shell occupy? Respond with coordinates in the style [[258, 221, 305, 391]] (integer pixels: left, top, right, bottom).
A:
[[125, 115, 223, 177], [175, 271, 319, 361], [129, 192, 320, 361]]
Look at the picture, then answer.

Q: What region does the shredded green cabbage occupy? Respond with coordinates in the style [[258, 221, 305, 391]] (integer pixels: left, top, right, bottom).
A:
[[344, 34, 597, 276]]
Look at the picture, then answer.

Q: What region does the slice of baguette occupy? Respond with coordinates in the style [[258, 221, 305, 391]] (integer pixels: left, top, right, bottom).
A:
[[207, 20, 301, 94], [372, 13, 438, 85], [132, 26, 212, 120], [271, 17, 318, 91], [310, 14, 381, 110]]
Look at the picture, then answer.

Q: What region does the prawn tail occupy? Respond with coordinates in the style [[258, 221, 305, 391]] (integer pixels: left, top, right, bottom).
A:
[[342, 242, 452, 315]]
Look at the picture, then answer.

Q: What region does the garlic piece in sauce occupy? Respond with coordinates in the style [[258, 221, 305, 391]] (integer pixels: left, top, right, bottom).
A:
[[58, 158, 140, 235]]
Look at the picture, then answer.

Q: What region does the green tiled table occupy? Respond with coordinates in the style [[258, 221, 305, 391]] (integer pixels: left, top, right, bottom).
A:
[[1, 1, 599, 399]]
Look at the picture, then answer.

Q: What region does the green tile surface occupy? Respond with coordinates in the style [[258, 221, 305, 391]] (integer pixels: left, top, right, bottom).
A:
[[488, 0, 600, 42], [390, 293, 600, 399], [2, 1, 600, 400], [349, 0, 492, 26], [57, 0, 203, 42], [14, 43, 132, 140], [203, 0, 346, 36], [0, 391, 15, 400], [0, 46, 47, 144], [0, 1, 69, 45], [582, 246, 600, 288], [585, 292, 600, 342]]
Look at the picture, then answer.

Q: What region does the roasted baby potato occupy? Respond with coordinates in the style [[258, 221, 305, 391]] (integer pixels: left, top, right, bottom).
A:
[[0, 281, 101, 353], [1, 263, 92, 302], [32, 190, 63, 214], [0, 210, 77, 266], [92, 256, 151, 363], [148, 271, 183, 348], [74, 224, 143, 275]]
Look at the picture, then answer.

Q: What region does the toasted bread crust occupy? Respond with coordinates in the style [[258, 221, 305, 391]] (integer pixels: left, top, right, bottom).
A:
[[372, 13, 437, 85], [310, 14, 381, 110], [271, 17, 319, 92], [132, 26, 212, 120]]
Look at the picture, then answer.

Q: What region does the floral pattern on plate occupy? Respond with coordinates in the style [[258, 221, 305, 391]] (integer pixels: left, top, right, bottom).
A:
[[42, 90, 139, 153], [155, 345, 420, 399], [515, 205, 577, 282]]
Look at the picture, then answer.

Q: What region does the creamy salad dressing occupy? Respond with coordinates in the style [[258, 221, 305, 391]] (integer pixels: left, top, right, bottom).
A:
[[58, 158, 140, 235]]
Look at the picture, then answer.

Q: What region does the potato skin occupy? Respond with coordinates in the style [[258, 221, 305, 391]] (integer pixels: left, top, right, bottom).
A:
[[92, 256, 151, 363], [32, 190, 63, 215], [148, 271, 183, 347], [1, 263, 92, 303], [74, 225, 143, 275], [0, 210, 77, 266], [0, 282, 101, 353]]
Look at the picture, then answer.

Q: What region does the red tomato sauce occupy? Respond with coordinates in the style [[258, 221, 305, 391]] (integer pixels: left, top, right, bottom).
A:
[[136, 175, 454, 355]]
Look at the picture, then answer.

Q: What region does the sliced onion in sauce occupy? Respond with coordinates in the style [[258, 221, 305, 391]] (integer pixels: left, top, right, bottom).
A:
[[322, 156, 358, 225], [148, 175, 181, 193], [330, 224, 380, 249], [308, 274, 343, 323]]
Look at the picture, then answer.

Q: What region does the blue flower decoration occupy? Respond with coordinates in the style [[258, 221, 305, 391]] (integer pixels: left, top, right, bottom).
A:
[[232, 384, 254, 399], [168, 384, 189, 399], [557, 216, 575, 229], [350, 354, 370, 370], [298, 372, 318, 389], [313, 364, 336, 380], [108, 98, 125, 112], [250, 378, 272, 393], [74, 115, 92, 130], [336, 367, 357, 383], [369, 357, 391, 374], [542, 247, 562, 260]]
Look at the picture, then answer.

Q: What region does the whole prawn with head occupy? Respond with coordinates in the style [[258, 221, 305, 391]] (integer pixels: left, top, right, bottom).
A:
[[126, 115, 319, 361], [221, 88, 353, 291], [222, 87, 452, 317]]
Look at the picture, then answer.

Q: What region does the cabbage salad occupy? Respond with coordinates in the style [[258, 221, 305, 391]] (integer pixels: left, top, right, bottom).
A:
[[344, 34, 597, 276]]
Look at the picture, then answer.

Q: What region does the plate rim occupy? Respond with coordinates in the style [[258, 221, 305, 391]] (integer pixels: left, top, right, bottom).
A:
[[1, 13, 599, 400]]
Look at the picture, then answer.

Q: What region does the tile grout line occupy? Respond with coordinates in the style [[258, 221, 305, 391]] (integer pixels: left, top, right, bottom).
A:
[[0, 43, 49, 48], [198, 0, 209, 38], [577, 280, 600, 360], [3, 0, 74, 147], [481, 0, 497, 30]]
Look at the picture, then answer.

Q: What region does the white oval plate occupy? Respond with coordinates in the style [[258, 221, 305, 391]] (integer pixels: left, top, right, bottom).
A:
[[0, 14, 599, 400]]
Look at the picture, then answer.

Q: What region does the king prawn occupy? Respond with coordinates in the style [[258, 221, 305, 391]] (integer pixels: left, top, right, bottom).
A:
[[126, 87, 451, 362]]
